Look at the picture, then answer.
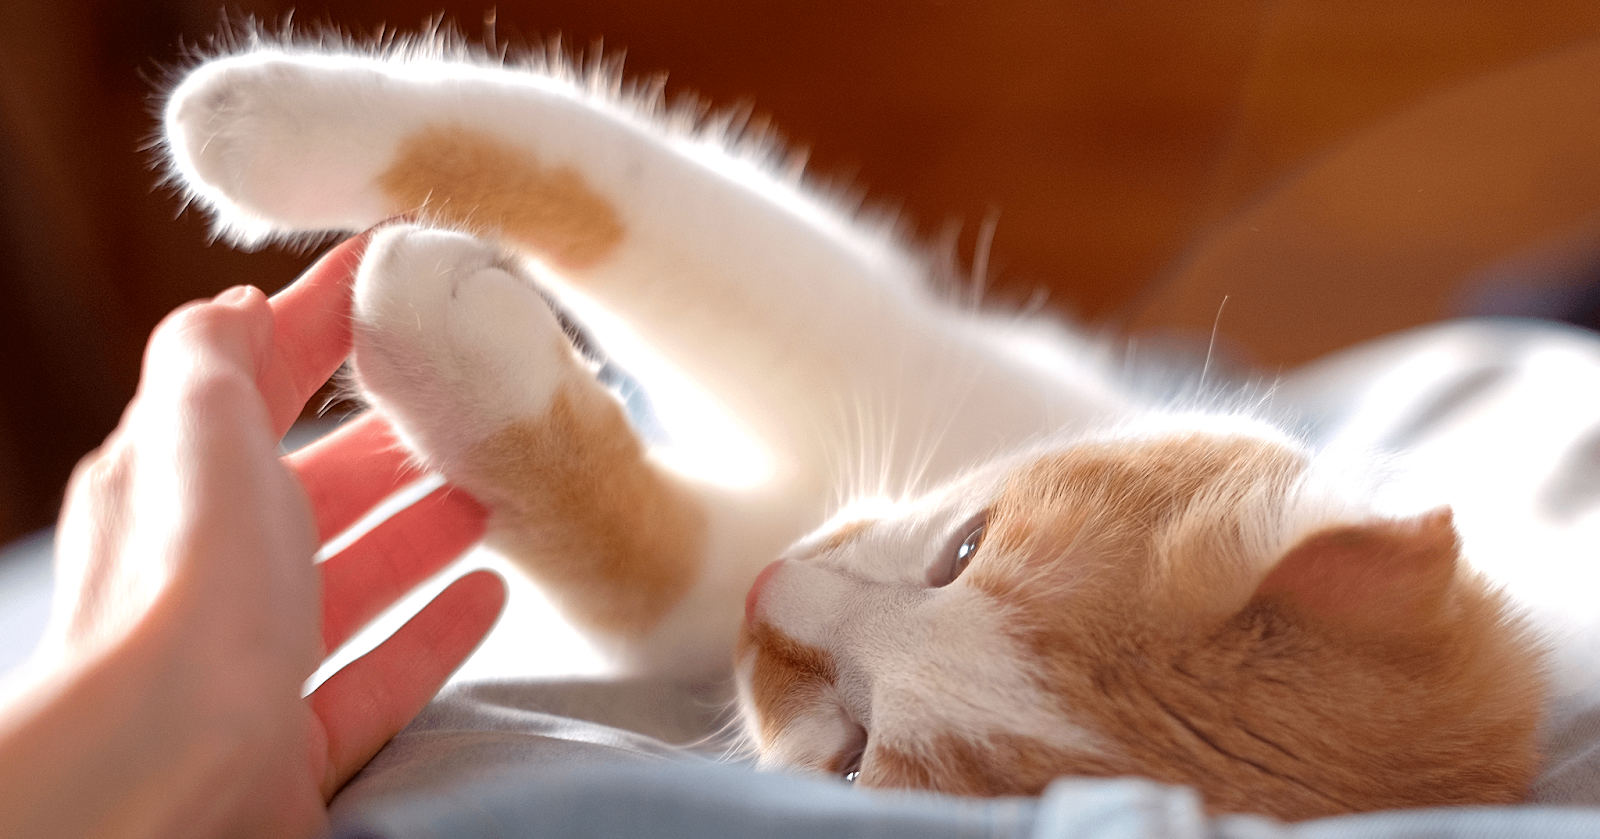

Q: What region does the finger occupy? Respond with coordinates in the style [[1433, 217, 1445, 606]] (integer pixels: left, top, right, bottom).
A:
[[310, 568, 507, 799], [285, 413, 431, 543], [319, 485, 488, 653], [140, 286, 275, 405], [131, 288, 280, 468], [260, 232, 372, 436]]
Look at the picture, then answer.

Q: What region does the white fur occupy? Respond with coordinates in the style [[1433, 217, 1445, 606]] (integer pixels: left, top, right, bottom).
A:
[[165, 48, 1125, 496]]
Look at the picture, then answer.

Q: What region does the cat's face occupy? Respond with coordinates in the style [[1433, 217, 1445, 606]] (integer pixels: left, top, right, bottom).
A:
[[735, 426, 1544, 819]]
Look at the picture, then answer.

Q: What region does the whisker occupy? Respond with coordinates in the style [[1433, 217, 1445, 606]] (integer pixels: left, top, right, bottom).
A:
[[1199, 294, 1229, 391]]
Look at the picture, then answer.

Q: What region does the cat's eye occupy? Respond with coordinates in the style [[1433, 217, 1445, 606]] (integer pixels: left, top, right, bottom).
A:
[[839, 732, 866, 783], [931, 512, 988, 587]]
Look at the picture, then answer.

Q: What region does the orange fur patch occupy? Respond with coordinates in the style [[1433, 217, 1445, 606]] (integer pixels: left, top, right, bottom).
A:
[[867, 732, 1124, 797], [965, 433, 1544, 818], [379, 123, 625, 270], [737, 622, 839, 750], [818, 518, 877, 554], [467, 379, 705, 636], [975, 434, 1306, 625]]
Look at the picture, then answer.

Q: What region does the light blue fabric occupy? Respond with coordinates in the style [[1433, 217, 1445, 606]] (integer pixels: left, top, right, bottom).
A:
[[1292, 807, 1600, 839], [335, 761, 1032, 839], [331, 761, 1600, 839]]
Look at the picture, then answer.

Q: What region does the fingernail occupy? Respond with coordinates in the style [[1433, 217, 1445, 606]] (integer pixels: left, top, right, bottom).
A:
[[376, 211, 420, 227], [214, 284, 256, 306], [306, 231, 374, 275]]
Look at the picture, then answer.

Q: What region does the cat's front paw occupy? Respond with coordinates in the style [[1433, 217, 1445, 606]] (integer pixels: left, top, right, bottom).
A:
[[164, 53, 403, 243], [351, 224, 585, 472]]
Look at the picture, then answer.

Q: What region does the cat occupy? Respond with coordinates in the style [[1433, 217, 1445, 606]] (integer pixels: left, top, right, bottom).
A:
[[161, 34, 1545, 820]]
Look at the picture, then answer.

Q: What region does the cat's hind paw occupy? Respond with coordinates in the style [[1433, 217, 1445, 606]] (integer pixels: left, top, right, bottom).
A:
[[163, 53, 401, 243], [350, 224, 586, 472]]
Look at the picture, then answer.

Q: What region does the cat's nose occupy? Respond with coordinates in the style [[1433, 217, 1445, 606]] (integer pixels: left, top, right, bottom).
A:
[[745, 559, 786, 622]]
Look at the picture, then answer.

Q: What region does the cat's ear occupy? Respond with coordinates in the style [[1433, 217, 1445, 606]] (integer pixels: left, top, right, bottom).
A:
[[1254, 507, 1461, 636]]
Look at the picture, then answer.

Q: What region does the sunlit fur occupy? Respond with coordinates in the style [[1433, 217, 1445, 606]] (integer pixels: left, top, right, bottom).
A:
[[163, 29, 1545, 820]]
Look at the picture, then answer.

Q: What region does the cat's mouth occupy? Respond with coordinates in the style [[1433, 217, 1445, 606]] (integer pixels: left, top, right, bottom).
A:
[[735, 606, 875, 782]]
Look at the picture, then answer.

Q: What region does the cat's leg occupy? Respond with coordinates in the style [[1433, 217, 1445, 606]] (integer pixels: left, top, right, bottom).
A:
[[350, 223, 775, 673], [165, 50, 1126, 504]]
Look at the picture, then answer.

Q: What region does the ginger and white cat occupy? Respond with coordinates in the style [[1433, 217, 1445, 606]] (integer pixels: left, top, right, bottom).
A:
[[162, 36, 1544, 820]]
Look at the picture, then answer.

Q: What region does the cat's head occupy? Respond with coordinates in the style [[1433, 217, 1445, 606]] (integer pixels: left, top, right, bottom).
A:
[[735, 424, 1545, 819]]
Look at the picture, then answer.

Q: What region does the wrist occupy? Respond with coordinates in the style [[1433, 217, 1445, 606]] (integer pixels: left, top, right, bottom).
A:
[[0, 594, 301, 838]]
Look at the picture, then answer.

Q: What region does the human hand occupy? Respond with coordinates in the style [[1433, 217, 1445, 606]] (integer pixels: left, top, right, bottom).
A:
[[0, 234, 506, 838]]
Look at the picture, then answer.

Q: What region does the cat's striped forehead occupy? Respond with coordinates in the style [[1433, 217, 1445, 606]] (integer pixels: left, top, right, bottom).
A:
[[972, 429, 1313, 621]]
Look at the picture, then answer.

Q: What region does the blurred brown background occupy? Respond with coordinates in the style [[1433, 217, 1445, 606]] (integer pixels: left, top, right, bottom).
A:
[[5, 1, 1600, 547]]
